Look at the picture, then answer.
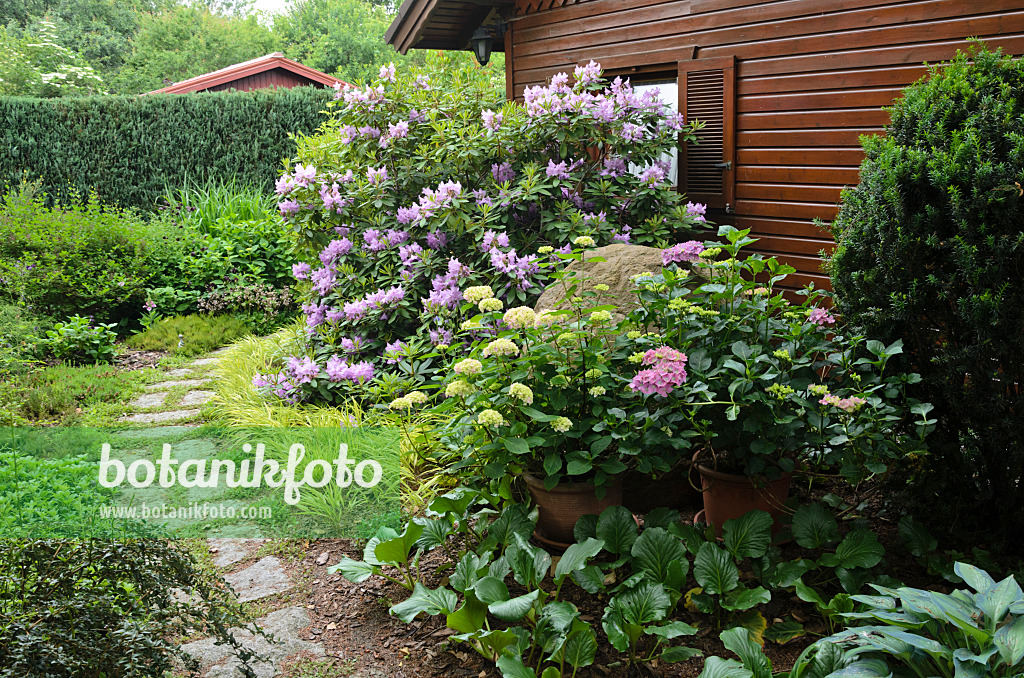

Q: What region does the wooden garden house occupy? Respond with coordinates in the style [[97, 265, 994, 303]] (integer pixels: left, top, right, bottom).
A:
[[386, 0, 1024, 287]]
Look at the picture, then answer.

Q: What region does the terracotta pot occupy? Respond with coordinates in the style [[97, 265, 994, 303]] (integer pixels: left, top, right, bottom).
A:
[[696, 462, 792, 537], [523, 472, 623, 544], [622, 462, 701, 514]]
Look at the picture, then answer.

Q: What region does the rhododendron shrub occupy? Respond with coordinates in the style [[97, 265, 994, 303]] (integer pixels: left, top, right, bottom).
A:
[[258, 59, 708, 404]]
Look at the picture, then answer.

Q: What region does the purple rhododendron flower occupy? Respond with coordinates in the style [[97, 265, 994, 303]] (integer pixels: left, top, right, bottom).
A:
[[287, 356, 320, 384], [278, 199, 300, 216], [492, 162, 515, 184], [546, 160, 570, 181], [320, 238, 352, 265], [384, 340, 405, 364], [686, 201, 707, 223], [367, 166, 388, 185], [482, 109, 503, 131], [292, 262, 311, 280], [426, 231, 448, 250]]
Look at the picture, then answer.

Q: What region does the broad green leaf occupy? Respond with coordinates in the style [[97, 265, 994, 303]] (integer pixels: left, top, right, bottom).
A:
[[611, 582, 671, 625], [596, 505, 638, 554], [563, 621, 598, 669], [668, 521, 709, 555], [647, 620, 698, 640], [733, 608, 769, 645], [540, 668, 561, 678], [698, 656, 753, 678], [827, 658, 892, 678], [955, 562, 996, 595], [663, 646, 704, 663], [503, 437, 531, 455], [540, 601, 578, 633], [572, 564, 605, 594], [788, 640, 846, 678], [977, 574, 1024, 624], [694, 542, 740, 595], [374, 521, 425, 565], [764, 621, 805, 645], [646, 507, 681, 529], [415, 517, 454, 551], [507, 534, 551, 587], [426, 488, 478, 517], [489, 589, 541, 622], [446, 591, 487, 634], [554, 537, 604, 581], [723, 510, 773, 560], [326, 556, 375, 582], [573, 513, 599, 541], [389, 583, 458, 623], [631, 527, 688, 589], [488, 505, 535, 548], [821, 530, 884, 570], [722, 586, 771, 612], [897, 515, 937, 557], [474, 575, 510, 604], [721, 627, 772, 678], [994, 616, 1024, 667], [464, 628, 521, 663], [449, 553, 482, 593], [362, 528, 398, 565], [495, 654, 537, 678], [791, 504, 840, 549]]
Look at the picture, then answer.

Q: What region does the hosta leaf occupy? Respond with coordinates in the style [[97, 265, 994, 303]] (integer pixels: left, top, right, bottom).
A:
[[563, 621, 598, 669], [326, 556, 375, 582], [732, 608, 768, 646], [694, 542, 740, 595], [496, 654, 537, 678], [389, 583, 458, 623], [572, 564, 605, 594], [489, 589, 541, 622], [764, 621, 805, 645], [723, 510, 773, 560], [554, 537, 604, 581], [994, 616, 1024, 667], [722, 586, 771, 612], [595, 505, 638, 554], [662, 646, 704, 663], [897, 515, 937, 557], [825, 530, 884, 570], [955, 562, 996, 595], [446, 591, 487, 634], [791, 503, 840, 549], [828, 658, 893, 678], [631, 527, 688, 589], [647, 620, 698, 640], [698, 656, 753, 678], [611, 582, 671, 626], [977, 574, 1024, 624], [374, 521, 425, 565], [721, 627, 772, 678]]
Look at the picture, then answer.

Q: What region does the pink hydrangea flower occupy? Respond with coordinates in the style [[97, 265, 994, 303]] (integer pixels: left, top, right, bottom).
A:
[[663, 241, 705, 266]]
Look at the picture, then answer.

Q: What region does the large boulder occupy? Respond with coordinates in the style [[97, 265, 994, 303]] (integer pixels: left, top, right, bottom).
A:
[[534, 244, 665, 315]]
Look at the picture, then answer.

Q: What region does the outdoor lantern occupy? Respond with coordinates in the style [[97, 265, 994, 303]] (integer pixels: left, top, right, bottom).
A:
[[470, 26, 493, 66]]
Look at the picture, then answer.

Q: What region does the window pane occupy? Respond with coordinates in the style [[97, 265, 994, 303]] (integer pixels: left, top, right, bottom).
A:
[[631, 79, 678, 186]]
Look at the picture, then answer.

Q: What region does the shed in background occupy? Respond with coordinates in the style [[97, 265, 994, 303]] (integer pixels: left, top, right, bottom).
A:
[[146, 53, 345, 95]]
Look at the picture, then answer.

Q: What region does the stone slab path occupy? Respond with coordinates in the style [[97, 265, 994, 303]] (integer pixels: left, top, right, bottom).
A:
[[181, 539, 336, 677], [119, 352, 222, 424]]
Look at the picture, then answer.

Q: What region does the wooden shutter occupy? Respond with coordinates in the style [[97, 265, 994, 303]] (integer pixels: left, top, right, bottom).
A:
[[678, 56, 735, 211]]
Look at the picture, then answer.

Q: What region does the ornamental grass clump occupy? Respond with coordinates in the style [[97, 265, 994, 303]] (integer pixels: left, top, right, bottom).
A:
[[254, 58, 708, 406], [629, 225, 935, 484]]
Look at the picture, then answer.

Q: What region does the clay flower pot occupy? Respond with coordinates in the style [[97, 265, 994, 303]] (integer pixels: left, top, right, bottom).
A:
[[523, 472, 623, 544], [695, 461, 792, 537]]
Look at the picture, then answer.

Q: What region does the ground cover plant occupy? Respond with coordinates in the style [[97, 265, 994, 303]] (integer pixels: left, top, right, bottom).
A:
[[252, 60, 709, 407], [827, 43, 1024, 549], [0, 362, 145, 424], [126, 313, 253, 356]]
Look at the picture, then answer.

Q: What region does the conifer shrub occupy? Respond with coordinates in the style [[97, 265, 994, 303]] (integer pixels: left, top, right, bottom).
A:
[[827, 43, 1024, 546]]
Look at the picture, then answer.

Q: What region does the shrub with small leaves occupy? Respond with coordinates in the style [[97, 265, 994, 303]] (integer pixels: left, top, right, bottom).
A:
[[45, 314, 117, 364]]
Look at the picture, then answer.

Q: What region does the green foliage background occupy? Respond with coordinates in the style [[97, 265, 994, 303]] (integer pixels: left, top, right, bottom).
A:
[[0, 85, 334, 211]]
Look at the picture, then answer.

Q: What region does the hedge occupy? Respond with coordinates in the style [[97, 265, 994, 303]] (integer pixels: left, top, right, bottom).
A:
[[0, 86, 335, 212]]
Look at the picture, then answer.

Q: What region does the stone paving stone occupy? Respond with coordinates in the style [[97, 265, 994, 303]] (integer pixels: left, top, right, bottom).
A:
[[180, 606, 324, 678], [130, 392, 167, 409], [145, 379, 210, 390], [191, 357, 219, 366], [166, 368, 194, 377], [180, 390, 215, 406], [121, 409, 200, 424], [224, 556, 293, 603], [208, 538, 264, 568]]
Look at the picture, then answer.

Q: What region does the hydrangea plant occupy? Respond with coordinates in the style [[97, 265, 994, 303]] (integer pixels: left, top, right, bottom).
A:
[[254, 59, 708, 405]]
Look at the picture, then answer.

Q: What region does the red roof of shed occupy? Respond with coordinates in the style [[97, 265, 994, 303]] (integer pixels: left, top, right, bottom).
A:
[[145, 53, 346, 94]]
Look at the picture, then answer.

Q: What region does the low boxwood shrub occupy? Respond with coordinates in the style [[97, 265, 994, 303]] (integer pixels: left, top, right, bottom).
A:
[[826, 43, 1024, 547]]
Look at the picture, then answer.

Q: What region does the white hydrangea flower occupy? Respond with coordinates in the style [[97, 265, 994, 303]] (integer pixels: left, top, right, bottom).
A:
[[589, 386, 606, 397], [478, 298, 504, 312], [445, 380, 475, 397], [503, 306, 537, 329], [573, 235, 596, 247], [406, 391, 428, 404], [482, 337, 519, 358], [477, 409, 507, 427], [508, 383, 534, 405], [464, 286, 495, 304], [551, 416, 573, 433], [453, 358, 483, 375]]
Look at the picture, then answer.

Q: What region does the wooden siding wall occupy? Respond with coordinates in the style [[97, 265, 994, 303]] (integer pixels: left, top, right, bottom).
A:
[[507, 0, 1024, 288], [206, 68, 316, 92]]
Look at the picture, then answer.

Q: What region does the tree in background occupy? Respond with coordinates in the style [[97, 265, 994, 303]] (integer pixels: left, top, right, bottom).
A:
[[107, 1, 277, 94], [0, 20, 105, 96]]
